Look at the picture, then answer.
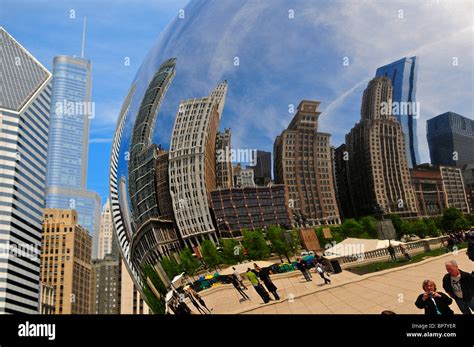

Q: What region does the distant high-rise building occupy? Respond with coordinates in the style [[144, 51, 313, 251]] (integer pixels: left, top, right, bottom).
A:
[[211, 185, 292, 238], [98, 198, 114, 260], [333, 144, 355, 219], [169, 81, 228, 248], [215, 128, 233, 188], [41, 209, 92, 314], [462, 164, 474, 211], [45, 53, 101, 258], [91, 254, 121, 314], [0, 28, 52, 314], [410, 164, 446, 216], [440, 165, 470, 214], [274, 100, 341, 225], [233, 164, 256, 188], [376, 57, 420, 168], [247, 150, 272, 186], [346, 77, 418, 217], [120, 259, 150, 314], [427, 112, 474, 168]]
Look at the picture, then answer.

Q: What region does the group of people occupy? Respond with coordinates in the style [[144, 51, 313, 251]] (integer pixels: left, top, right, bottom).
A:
[[167, 286, 212, 315], [295, 257, 331, 285], [229, 264, 281, 304], [415, 260, 473, 315], [387, 241, 411, 262]]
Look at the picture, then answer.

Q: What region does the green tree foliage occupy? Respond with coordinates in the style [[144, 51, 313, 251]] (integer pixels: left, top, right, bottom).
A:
[[179, 248, 201, 276], [201, 240, 222, 269], [453, 216, 470, 232], [340, 219, 364, 238], [266, 225, 292, 262], [387, 214, 403, 238], [441, 207, 462, 232], [160, 256, 182, 279], [242, 229, 270, 260], [220, 238, 245, 265], [359, 216, 378, 239], [141, 264, 167, 314]]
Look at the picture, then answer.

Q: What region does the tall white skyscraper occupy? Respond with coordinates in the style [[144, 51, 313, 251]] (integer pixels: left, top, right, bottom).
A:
[[0, 28, 52, 313], [97, 198, 113, 259]]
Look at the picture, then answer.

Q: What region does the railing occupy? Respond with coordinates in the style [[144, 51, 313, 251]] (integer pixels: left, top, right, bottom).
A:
[[324, 235, 449, 270]]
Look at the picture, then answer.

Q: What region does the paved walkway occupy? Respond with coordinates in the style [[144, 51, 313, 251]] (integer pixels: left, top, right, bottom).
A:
[[193, 250, 472, 314]]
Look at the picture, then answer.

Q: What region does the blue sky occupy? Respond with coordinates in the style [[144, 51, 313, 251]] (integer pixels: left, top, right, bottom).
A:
[[2, 0, 473, 207]]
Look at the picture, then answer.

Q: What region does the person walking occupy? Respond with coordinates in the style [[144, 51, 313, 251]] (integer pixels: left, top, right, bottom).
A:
[[316, 263, 331, 285], [186, 289, 207, 314], [415, 279, 454, 315], [399, 243, 411, 261], [255, 266, 280, 300], [233, 267, 247, 289], [231, 274, 250, 301], [246, 268, 270, 303], [387, 241, 396, 261], [442, 260, 474, 314], [296, 258, 312, 282], [187, 286, 212, 314]]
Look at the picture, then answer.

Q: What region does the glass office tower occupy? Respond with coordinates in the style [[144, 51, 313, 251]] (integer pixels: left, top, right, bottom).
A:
[[376, 56, 420, 168], [45, 55, 100, 257]]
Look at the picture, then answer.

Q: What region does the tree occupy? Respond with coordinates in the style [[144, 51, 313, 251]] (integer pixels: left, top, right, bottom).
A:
[[201, 240, 222, 270], [387, 214, 403, 238], [441, 208, 462, 232], [340, 219, 364, 238], [160, 256, 182, 279], [266, 225, 292, 262], [453, 216, 470, 232], [242, 229, 270, 260], [359, 216, 378, 239], [179, 248, 201, 276], [220, 238, 244, 265], [423, 218, 442, 237], [412, 219, 429, 238]]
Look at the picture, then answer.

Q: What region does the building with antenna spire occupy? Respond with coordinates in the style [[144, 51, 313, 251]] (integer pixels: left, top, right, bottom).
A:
[[45, 18, 101, 258]]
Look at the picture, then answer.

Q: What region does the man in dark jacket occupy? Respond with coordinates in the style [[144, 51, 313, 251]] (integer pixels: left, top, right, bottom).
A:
[[442, 260, 474, 314], [296, 258, 312, 282]]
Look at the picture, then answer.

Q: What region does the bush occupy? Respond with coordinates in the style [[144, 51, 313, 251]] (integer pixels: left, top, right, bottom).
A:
[[242, 229, 270, 260]]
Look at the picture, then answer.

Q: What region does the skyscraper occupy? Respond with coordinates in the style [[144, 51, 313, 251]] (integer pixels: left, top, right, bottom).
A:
[[376, 57, 420, 168], [247, 150, 272, 186], [45, 53, 100, 258], [346, 77, 418, 217], [169, 81, 228, 248], [0, 28, 52, 313], [97, 198, 113, 260], [41, 209, 92, 314], [274, 100, 341, 226], [91, 254, 121, 314], [215, 128, 233, 189], [333, 144, 355, 219], [427, 112, 474, 168]]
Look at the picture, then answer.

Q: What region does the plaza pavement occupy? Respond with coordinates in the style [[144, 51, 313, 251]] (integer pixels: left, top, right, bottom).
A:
[[192, 250, 472, 314]]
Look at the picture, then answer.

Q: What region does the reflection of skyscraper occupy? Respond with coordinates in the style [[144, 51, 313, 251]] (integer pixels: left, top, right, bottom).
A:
[[0, 28, 52, 314], [376, 57, 420, 168], [427, 112, 474, 168], [346, 77, 418, 217], [45, 53, 100, 258], [169, 81, 228, 248], [247, 150, 272, 186], [274, 101, 341, 225], [215, 128, 233, 188], [128, 58, 180, 266]]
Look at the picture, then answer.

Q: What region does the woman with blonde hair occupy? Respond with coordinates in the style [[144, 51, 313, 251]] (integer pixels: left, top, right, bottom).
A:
[[415, 279, 454, 315]]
